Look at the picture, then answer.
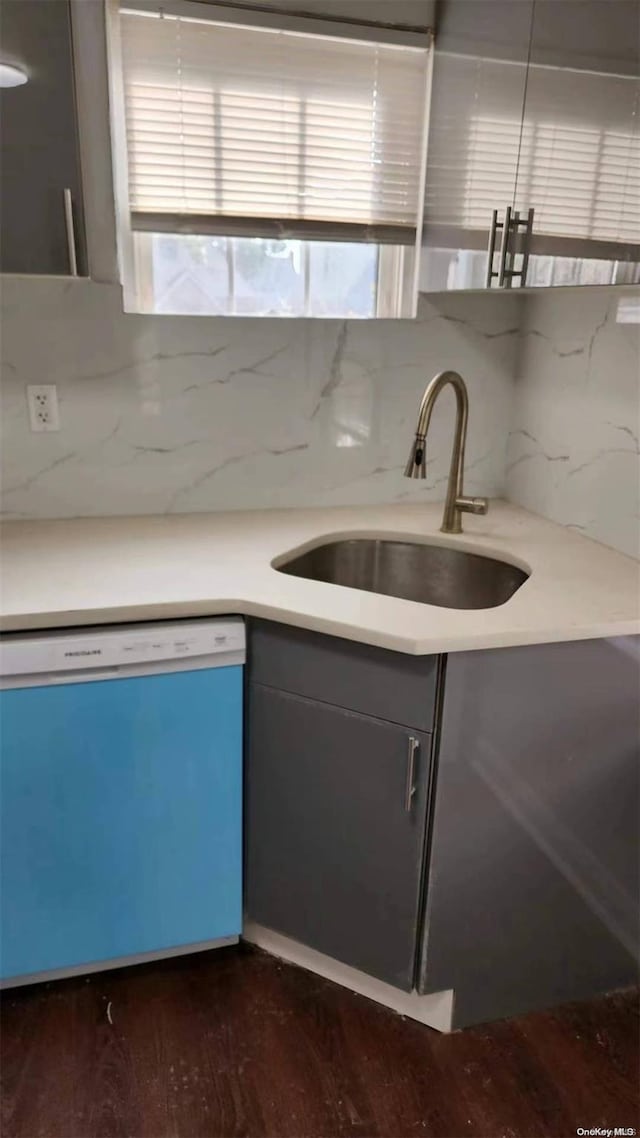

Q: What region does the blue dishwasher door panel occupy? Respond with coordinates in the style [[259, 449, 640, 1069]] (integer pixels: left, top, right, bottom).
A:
[[0, 665, 242, 980]]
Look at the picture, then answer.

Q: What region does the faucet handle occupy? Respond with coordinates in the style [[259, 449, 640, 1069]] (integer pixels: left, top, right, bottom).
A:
[[457, 495, 489, 516]]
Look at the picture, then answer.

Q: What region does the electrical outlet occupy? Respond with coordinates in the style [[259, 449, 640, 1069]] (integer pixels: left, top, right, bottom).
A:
[[27, 385, 60, 432]]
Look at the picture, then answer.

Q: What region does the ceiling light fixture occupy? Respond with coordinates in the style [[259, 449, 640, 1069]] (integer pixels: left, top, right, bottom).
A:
[[0, 63, 29, 88]]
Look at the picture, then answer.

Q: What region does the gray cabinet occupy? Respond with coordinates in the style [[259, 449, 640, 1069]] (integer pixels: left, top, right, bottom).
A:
[[0, 0, 86, 275], [246, 684, 432, 990], [419, 638, 639, 1028], [420, 0, 640, 291], [420, 0, 533, 291], [512, 0, 640, 287], [246, 620, 638, 1027]]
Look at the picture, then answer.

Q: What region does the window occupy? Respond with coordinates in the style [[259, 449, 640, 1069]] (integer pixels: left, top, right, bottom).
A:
[[133, 233, 379, 317], [113, 4, 431, 317]]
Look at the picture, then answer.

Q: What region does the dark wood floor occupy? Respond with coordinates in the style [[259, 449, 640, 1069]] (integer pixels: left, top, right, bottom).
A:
[[1, 944, 638, 1138]]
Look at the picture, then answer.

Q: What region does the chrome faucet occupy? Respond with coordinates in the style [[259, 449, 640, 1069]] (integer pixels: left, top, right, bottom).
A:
[[404, 370, 489, 534]]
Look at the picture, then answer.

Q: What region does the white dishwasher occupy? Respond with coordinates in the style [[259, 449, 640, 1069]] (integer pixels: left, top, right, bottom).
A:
[[0, 618, 244, 986]]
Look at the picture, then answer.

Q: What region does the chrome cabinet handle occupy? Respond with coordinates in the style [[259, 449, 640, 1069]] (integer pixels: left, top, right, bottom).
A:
[[497, 204, 512, 287], [63, 188, 78, 277], [404, 736, 419, 812], [485, 209, 499, 288], [488, 205, 535, 288], [519, 207, 535, 287]]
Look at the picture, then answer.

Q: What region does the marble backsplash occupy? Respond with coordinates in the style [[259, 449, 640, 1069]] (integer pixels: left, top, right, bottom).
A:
[[506, 289, 640, 560], [0, 277, 521, 519], [2, 277, 638, 560]]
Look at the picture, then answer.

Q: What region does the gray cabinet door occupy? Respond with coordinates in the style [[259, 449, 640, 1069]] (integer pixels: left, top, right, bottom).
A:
[[246, 683, 432, 990], [420, 0, 534, 291], [511, 0, 640, 287], [0, 0, 86, 274], [419, 637, 639, 1028]]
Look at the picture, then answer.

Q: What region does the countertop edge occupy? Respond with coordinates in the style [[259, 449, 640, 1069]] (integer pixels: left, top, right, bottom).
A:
[[1, 596, 638, 656]]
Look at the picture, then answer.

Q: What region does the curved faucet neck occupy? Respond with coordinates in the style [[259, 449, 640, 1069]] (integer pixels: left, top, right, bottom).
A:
[[415, 369, 468, 442], [405, 369, 487, 534]]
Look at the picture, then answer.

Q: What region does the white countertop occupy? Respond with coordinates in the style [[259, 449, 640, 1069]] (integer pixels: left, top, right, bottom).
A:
[[1, 501, 638, 653]]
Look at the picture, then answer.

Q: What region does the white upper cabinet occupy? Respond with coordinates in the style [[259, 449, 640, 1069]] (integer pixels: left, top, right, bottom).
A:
[[420, 0, 640, 291]]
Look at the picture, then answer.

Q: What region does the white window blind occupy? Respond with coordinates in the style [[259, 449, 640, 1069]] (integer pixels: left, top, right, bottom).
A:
[[424, 53, 640, 258], [119, 8, 430, 244]]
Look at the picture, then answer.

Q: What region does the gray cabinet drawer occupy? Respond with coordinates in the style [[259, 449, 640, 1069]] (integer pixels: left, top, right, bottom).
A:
[[249, 619, 438, 732]]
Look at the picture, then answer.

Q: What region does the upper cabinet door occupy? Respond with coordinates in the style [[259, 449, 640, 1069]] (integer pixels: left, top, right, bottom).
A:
[[512, 0, 640, 288], [419, 0, 534, 291], [0, 0, 86, 275], [420, 0, 640, 292]]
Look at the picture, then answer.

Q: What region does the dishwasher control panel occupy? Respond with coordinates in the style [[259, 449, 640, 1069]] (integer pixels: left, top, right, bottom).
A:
[[0, 618, 245, 677]]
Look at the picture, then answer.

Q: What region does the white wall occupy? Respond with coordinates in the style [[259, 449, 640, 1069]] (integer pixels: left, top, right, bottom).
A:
[[506, 289, 640, 559], [0, 276, 520, 519]]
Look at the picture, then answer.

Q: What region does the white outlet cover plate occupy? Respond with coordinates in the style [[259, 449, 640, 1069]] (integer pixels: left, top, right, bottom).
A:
[[27, 385, 60, 432]]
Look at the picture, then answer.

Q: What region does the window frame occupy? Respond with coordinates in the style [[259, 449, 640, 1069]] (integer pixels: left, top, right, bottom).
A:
[[106, 0, 432, 318]]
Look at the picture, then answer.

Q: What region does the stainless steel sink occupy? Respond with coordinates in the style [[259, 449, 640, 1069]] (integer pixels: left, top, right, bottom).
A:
[[276, 539, 529, 610]]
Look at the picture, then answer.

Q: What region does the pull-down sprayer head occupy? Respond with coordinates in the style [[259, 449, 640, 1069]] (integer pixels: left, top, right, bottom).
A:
[[404, 434, 427, 479]]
